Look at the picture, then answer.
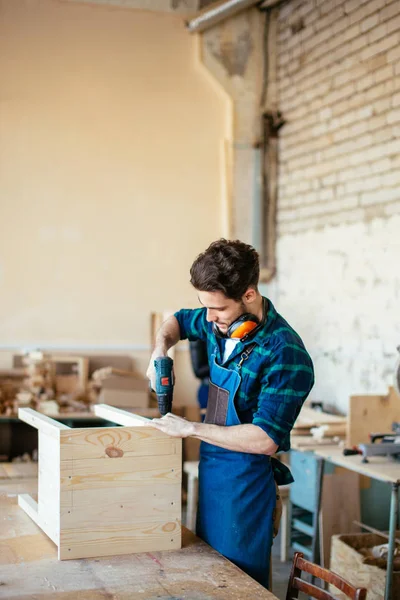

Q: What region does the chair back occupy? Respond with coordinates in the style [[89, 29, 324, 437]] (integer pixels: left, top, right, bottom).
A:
[[286, 552, 367, 600]]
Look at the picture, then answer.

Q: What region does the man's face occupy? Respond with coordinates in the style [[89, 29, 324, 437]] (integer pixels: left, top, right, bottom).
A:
[[197, 290, 245, 334]]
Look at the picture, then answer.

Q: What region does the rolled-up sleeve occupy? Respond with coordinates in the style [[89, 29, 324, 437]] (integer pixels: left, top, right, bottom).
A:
[[252, 342, 314, 450], [174, 308, 208, 342]]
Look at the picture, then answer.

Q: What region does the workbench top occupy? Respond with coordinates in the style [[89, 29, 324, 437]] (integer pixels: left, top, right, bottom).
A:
[[0, 474, 278, 600], [313, 445, 400, 484], [290, 436, 400, 483]]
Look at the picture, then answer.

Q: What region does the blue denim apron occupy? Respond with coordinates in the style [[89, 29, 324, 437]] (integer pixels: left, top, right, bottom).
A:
[[196, 345, 288, 588]]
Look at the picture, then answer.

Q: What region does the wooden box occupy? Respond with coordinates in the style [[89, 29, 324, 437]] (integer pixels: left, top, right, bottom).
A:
[[347, 387, 399, 446], [18, 404, 182, 560], [330, 532, 400, 600]]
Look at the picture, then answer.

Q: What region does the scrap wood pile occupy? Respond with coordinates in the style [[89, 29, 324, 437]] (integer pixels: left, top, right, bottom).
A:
[[0, 353, 143, 416], [359, 543, 400, 570], [293, 406, 347, 442]]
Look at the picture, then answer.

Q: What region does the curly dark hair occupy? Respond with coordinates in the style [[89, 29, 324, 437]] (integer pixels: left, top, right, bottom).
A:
[[189, 239, 260, 301]]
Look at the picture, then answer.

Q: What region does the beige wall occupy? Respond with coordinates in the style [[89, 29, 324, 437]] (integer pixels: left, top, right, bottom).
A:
[[0, 1, 230, 359]]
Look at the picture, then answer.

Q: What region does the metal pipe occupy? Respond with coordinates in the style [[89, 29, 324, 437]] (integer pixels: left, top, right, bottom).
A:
[[186, 0, 261, 34], [385, 482, 399, 600]]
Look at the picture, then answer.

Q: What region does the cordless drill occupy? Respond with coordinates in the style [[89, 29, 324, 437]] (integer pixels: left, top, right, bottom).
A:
[[154, 356, 174, 416]]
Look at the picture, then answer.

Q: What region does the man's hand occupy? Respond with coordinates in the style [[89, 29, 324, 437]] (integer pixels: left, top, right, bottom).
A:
[[148, 413, 195, 438], [146, 315, 181, 390], [146, 349, 164, 392]]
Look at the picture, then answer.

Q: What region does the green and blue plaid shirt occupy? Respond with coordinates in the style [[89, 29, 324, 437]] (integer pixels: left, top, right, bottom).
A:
[[174, 298, 314, 452]]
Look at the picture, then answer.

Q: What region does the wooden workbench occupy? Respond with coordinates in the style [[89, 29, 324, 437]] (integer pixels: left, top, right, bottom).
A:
[[295, 442, 400, 600], [313, 445, 400, 485], [0, 471, 277, 600]]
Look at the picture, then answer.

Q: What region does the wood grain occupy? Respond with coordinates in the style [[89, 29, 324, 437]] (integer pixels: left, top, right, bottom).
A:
[[60, 455, 181, 490], [17, 406, 182, 561], [2, 479, 276, 599], [347, 387, 399, 446], [93, 403, 151, 425], [18, 494, 58, 545], [59, 519, 181, 559], [18, 407, 69, 438], [60, 426, 179, 460]]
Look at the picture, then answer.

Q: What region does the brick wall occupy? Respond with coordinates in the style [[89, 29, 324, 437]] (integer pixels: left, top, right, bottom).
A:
[[276, 0, 400, 235], [266, 0, 400, 412]]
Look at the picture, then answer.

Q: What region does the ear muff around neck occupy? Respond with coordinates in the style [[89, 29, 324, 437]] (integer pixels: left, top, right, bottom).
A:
[[212, 297, 267, 341]]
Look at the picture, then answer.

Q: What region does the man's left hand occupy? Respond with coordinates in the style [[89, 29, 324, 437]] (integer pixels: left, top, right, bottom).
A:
[[148, 413, 196, 438]]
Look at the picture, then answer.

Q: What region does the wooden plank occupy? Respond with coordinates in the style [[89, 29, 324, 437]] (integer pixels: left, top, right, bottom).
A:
[[59, 519, 181, 559], [320, 470, 361, 568], [18, 408, 69, 439], [2, 462, 38, 479], [294, 407, 347, 429], [0, 464, 10, 479], [93, 403, 151, 426], [347, 387, 399, 446], [59, 426, 180, 460], [38, 431, 60, 545], [18, 494, 58, 545], [291, 435, 340, 450], [0, 477, 37, 496], [60, 454, 181, 491], [60, 484, 181, 520]]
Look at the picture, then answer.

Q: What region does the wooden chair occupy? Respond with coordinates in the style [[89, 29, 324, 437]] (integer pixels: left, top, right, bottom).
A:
[[286, 552, 367, 600]]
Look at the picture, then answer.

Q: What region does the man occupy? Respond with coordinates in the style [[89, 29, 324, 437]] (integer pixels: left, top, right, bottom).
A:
[[146, 239, 314, 588]]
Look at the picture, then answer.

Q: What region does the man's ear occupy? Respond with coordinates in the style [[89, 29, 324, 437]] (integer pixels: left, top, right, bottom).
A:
[[243, 288, 257, 305]]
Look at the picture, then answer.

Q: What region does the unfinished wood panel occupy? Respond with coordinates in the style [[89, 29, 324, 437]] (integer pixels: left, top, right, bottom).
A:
[[60, 454, 181, 491], [59, 519, 181, 560], [314, 446, 400, 485], [347, 387, 399, 446], [330, 533, 400, 600], [59, 421, 182, 559], [60, 425, 180, 460], [18, 407, 69, 438], [295, 407, 347, 429], [38, 431, 60, 545], [60, 485, 181, 524], [18, 494, 58, 545], [320, 469, 361, 569], [93, 403, 150, 426], [1, 462, 38, 479]]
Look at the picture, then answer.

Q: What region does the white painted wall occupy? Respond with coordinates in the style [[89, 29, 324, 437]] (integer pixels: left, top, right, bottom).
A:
[[265, 215, 400, 413]]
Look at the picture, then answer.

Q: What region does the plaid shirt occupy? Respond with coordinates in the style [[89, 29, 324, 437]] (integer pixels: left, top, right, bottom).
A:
[[174, 298, 314, 452]]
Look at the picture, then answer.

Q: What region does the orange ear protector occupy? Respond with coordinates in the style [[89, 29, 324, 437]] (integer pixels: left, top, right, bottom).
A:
[[212, 298, 267, 340]]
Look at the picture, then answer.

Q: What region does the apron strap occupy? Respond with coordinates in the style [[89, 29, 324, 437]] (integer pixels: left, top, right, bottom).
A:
[[237, 343, 257, 370]]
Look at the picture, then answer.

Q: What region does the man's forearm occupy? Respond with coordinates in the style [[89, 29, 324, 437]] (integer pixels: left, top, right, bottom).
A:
[[191, 422, 278, 455], [154, 315, 181, 353]]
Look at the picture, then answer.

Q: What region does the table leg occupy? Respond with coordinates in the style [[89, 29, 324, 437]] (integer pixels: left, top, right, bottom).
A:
[[186, 473, 198, 532], [385, 482, 399, 600], [311, 458, 324, 587], [280, 498, 288, 562]]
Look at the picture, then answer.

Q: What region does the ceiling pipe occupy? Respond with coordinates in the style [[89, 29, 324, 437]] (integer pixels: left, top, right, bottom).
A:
[[186, 0, 262, 34]]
